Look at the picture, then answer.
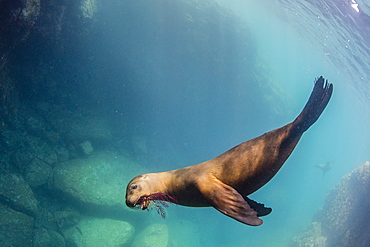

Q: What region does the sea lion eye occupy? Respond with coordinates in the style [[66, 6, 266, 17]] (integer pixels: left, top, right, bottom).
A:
[[131, 184, 138, 190]]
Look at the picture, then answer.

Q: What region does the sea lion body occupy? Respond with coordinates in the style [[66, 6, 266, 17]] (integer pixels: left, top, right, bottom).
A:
[[153, 124, 298, 207], [126, 77, 333, 226]]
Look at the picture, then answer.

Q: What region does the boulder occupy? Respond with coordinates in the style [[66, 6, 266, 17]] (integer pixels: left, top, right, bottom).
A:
[[289, 222, 326, 247], [54, 146, 70, 162], [289, 161, 370, 247], [0, 204, 34, 246], [51, 209, 81, 230], [36, 145, 58, 166], [63, 217, 134, 247], [24, 158, 52, 187], [33, 228, 66, 247], [0, 173, 38, 216], [132, 223, 169, 247], [49, 151, 147, 214], [78, 140, 94, 156]]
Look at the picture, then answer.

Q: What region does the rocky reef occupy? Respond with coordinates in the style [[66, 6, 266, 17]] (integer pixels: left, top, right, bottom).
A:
[[0, 101, 144, 246], [0, 0, 268, 245], [0, 0, 243, 247], [50, 151, 147, 215], [289, 161, 370, 247]]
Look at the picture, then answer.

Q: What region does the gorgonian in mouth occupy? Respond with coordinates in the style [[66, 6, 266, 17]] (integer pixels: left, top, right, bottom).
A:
[[136, 193, 177, 219]]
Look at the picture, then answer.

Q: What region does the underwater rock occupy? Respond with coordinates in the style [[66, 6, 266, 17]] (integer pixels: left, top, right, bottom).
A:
[[33, 227, 66, 247], [64, 115, 112, 148], [35, 206, 61, 231], [289, 222, 326, 247], [7, 130, 58, 170], [78, 140, 94, 156], [54, 146, 70, 162], [10, 148, 34, 171], [24, 158, 52, 187], [36, 145, 58, 166], [24, 115, 46, 136], [320, 161, 370, 246], [0, 204, 34, 246], [50, 151, 147, 214], [44, 130, 61, 145], [63, 217, 134, 247], [0, 173, 38, 217], [52, 209, 81, 230], [132, 223, 169, 247], [289, 161, 370, 247], [33, 103, 112, 150], [0, 0, 40, 61]]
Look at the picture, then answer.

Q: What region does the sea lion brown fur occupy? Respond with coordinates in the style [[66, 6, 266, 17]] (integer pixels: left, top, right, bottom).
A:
[[126, 76, 333, 226]]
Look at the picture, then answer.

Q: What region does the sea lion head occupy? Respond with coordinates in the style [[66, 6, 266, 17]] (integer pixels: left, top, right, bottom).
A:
[[125, 173, 163, 210]]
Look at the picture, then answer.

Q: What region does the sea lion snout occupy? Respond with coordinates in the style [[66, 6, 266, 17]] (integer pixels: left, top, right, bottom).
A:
[[125, 180, 140, 208], [126, 189, 143, 209], [126, 194, 151, 210], [126, 200, 134, 208]]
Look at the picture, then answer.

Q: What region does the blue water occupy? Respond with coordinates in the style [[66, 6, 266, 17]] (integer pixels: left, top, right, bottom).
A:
[[84, 0, 370, 246]]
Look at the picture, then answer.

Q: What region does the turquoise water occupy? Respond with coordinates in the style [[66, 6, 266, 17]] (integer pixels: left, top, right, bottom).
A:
[[94, 0, 370, 246]]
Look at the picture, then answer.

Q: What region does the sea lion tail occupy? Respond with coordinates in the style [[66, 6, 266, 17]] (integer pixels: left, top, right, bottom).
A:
[[293, 76, 333, 134]]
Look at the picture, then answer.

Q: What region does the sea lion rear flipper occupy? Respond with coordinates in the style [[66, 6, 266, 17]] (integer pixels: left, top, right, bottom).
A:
[[293, 76, 333, 135], [245, 197, 272, 217], [196, 174, 263, 226]]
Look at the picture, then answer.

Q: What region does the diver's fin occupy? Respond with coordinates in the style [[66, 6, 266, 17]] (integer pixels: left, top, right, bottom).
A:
[[244, 197, 272, 217], [293, 76, 333, 135], [196, 174, 263, 226]]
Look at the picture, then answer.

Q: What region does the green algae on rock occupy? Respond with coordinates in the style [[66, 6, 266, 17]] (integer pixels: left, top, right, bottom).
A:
[[0, 173, 38, 217], [132, 223, 169, 247], [63, 217, 134, 247], [50, 151, 148, 214], [0, 204, 35, 246]]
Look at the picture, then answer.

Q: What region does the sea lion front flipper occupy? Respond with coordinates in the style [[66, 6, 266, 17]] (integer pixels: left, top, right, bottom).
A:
[[196, 174, 263, 226]]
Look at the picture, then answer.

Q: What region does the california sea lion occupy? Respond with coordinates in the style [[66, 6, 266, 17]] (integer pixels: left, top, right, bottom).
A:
[[126, 76, 333, 226], [315, 161, 333, 176]]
